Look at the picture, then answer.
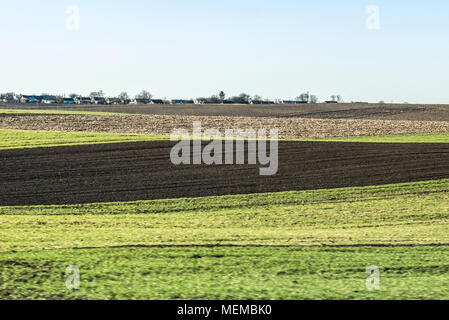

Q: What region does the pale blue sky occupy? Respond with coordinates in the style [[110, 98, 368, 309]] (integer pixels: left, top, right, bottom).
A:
[[1, 1, 448, 103]]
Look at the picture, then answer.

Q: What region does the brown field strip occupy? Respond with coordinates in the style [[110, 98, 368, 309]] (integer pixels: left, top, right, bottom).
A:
[[3, 103, 449, 121], [2, 113, 449, 139], [1, 140, 449, 206]]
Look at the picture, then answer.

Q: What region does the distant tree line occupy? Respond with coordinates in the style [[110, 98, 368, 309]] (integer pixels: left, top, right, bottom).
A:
[[196, 92, 252, 104], [196, 92, 322, 104], [0, 90, 358, 105]]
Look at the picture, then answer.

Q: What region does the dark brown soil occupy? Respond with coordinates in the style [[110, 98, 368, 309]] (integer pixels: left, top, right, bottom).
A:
[[3, 103, 449, 121], [1, 141, 449, 206]]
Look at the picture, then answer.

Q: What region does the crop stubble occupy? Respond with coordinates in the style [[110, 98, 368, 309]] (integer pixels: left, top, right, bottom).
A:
[[2, 113, 449, 139]]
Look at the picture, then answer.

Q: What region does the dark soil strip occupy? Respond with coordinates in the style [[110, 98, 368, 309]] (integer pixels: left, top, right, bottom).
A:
[[3, 103, 449, 121], [1, 141, 449, 206]]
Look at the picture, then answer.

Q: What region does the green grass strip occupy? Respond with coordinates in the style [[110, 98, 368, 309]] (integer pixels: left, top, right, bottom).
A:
[[0, 129, 168, 149], [295, 132, 449, 143], [2, 128, 449, 151], [0, 108, 125, 116]]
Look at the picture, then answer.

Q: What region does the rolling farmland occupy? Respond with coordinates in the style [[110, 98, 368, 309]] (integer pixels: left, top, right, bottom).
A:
[[4, 0, 449, 306], [1, 105, 449, 300]]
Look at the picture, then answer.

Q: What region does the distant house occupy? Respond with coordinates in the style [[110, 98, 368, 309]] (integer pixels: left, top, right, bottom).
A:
[[106, 98, 121, 105], [171, 99, 195, 104], [92, 97, 107, 105], [20, 95, 39, 103], [222, 100, 235, 104], [325, 101, 338, 104], [150, 99, 164, 104], [251, 100, 275, 105], [75, 97, 93, 105], [130, 98, 150, 105], [42, 96, 57, 104], [63, 97, 76, 104], [280, 100, 307, 104]]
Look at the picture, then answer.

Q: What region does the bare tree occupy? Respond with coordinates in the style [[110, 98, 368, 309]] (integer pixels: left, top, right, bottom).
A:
[[196, 97, 208, 104], [296, 93, 309, 102], [118, 92, 129, 101], [3, 92, 17, 103], [136, 90, 152, 100], [90, 91, 104, 98], [69, 93, 79, 99], [253, 94, 263, 101], [232, 93, 250, 104], [209, 95, 220, 104], [310, 95, 318, 103], [219, 91, 225, 103]]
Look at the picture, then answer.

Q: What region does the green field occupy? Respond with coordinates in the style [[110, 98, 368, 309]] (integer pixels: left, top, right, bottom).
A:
[[303, 132, 449, 143], [0, 129, 167, 149], [2, 246, 448, 300], [0, 108, 125, 116], [1, 179, 449, 299], [1, 127, 449, 299]]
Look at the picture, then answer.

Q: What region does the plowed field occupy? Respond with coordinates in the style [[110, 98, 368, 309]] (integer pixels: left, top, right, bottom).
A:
[[2, 140, 449, 206], [2, 113, 449, 139]]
